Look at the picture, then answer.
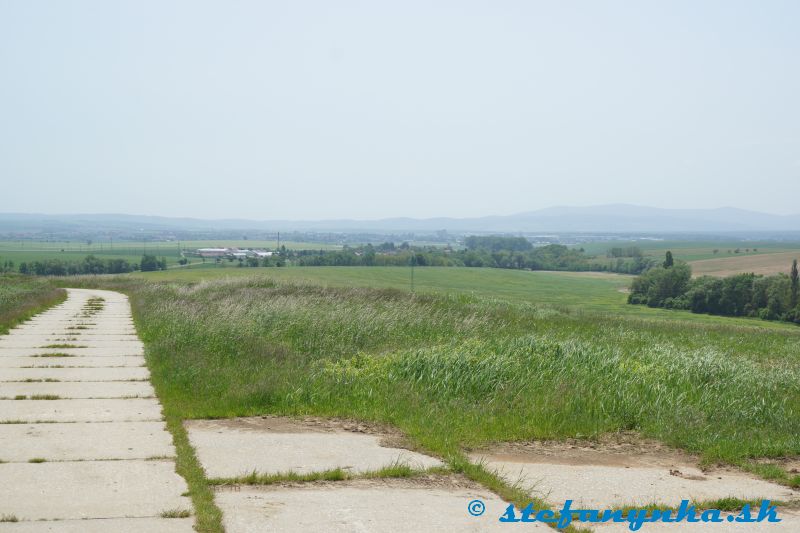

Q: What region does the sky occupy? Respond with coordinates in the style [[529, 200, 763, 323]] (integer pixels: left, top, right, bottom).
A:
[[0, 1, 798, 220]]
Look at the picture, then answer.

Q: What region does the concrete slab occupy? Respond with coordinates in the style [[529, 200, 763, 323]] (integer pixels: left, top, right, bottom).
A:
[[0, 518, 194, 532], [0, 340, 143, 349], [478, 459, 797, 508], [6, 332, 138, 339], [0, 381, 155, 399], [0, 334, 138, 341], [0, 356, 146, 368], [471, 439, 799, 508], [0, 421, 174, 462], [589, 510, 800, 532], [0, 288, 193, 526], [0, 460, 190, 520], [214, 479, 530, 532], [0, 367, 149, 381], [0, 330, 128, 335], [6, 321, 135, 327], [186, 417, 443, 478], [0, 398, 163, 422], [0, 348, 144, 357], [19, 318, 135, 323]]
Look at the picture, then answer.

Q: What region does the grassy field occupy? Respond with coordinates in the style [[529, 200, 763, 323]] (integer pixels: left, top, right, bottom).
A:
[[135, 265, 799, 330], [140, 266, 630, 308], [64, 273, 800, 474], [578, 239, 800, 262], [0, 239, 341, 268]]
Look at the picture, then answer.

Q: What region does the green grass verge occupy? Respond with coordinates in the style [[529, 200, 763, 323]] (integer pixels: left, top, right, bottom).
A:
[[208, 463, 446, 486], [0, 275, 66, 335]]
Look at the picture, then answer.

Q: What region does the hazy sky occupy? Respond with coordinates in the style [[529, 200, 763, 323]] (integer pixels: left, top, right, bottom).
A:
[[1, 1, 798, 220]]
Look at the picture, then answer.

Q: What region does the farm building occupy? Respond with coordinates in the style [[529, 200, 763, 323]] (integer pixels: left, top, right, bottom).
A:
[[193, 248, 274, 258], [196, 248, 229, 258]]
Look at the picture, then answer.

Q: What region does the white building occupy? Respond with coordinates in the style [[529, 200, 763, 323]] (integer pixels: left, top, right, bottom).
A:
[[196, 248, 229, 258]]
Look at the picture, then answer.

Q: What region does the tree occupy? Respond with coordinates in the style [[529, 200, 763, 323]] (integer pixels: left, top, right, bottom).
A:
[[465, 235, 532, 253], [663, 251, 674, 268], [628, 262, 691, 307], [791, 259, 799, 309], [140, 255, 159, 272]]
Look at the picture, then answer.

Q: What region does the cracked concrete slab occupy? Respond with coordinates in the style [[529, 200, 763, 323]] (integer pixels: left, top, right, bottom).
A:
[[186, 417, 443, 478], [0, 460, 190, 520], [0, 356, 146, 368], [0, 421, 174, 462], [0, 342, 144, 351], [0, 380, 155, 399], [0, 517, 194, 532], [213, 479, 528, 532], [588, 511, 800, 532], [0, 348, 144, 357], [0, 366, 150, 381], [471, 439, 799, 508], [478, 459, 797, 508], [0, 398, 163, 422], [7, 330, 140, 337], [0, 288, 193, 527]]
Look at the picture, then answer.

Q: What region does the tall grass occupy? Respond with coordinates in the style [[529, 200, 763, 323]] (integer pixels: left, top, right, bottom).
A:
[[65, 275, 800, 465], [317, 335, 800, 460]]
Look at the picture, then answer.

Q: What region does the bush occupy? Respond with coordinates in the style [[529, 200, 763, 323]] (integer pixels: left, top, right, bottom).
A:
[[628, 262, 691, 308]]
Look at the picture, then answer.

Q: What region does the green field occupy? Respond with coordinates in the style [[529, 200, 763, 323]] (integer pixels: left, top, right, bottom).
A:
[[136, 265, 799, 330], [578, 239, 800, 262]]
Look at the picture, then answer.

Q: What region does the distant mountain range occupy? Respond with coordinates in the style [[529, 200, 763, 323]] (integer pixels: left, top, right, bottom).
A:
[[1, 205, 799, 235]]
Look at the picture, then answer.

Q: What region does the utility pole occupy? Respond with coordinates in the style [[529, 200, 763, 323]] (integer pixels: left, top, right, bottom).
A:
[[410, 253, 415, 292]]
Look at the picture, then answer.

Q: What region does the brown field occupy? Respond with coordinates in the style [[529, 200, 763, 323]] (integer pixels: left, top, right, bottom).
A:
[[689, 251, 800, 277]]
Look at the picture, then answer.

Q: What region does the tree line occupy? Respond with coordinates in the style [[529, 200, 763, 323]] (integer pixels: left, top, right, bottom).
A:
[[244, 237, 654, 274], [7, 255, 168, 276], [628, 253, 800, 324]]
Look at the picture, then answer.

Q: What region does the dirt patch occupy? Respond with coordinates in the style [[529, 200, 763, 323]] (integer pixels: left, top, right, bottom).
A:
[[752, 456, 800, 478], [471, 432, 711, 470]]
